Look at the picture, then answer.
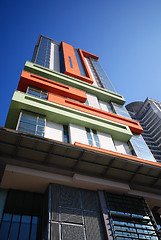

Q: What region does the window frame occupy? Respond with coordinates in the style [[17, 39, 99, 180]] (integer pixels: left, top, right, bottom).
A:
[[16, 110, 46, 137], [85, 128, 100, 148], [63, 125, 69, 143], [27, 85, 48, 100]]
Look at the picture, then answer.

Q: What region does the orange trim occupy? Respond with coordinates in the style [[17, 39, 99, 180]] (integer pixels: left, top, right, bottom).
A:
[[74, 142, 161, 168], [61, 42, 94, 84], [48, 93, 143, 134], [17, 71, 143, 134], [17, 71, 87, 103], [78, 49, 99, 60], [78, 49, 94, 82]]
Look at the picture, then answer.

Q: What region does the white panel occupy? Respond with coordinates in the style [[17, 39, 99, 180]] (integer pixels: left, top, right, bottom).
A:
[[97, 131, 116, 151], [86, 93, 100, 109], [84, 57, 98, 87], [69, 123, 88, 145], [114, 140, 131, 155], [49, 42, 54, 70], [49, 43, 60, 72], [99, 100, 113, 113], [53, 44, 60, 72], [45, 121, 63, 141]]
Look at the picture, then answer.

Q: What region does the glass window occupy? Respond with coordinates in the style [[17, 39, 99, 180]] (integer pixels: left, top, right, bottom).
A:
[[85, 128, 93, 146], [130, 134, 155, 161], [111, 102, 131, 119], [85, 99, 89, 105], [0, 190, 43, 240], [27, 86, 48, 100], [90, 58, 116, 92], [34, 36, 51, 69], [85, 128, 100, 148], [68, 56, 73, 68], [63, 125, 69, 143], [17, 111, 45, 137], [74, 49, 87, 77]]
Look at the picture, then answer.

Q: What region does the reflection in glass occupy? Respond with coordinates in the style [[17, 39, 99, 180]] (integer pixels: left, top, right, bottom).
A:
[[0, 213, 11, 240], [9, 215, 21, 240], [19, 215, 31, 240]]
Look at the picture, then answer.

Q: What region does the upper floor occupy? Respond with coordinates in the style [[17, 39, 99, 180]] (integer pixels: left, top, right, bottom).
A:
[[31, 35, 116, 92]]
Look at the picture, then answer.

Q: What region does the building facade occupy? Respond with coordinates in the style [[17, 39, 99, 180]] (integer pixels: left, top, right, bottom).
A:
[[0, 35, 161, 239], [126, 98, 161, 163]]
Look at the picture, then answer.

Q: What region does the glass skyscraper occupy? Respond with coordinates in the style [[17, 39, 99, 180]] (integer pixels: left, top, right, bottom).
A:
[[126, 98, 161, 163]]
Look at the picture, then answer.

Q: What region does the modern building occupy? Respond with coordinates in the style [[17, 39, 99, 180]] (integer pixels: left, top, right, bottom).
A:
[[126, 98, 161, 163], [0, 35, 161, 239]]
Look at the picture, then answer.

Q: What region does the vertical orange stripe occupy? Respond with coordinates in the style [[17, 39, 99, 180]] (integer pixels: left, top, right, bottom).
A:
[[61, 42, 80, 76]]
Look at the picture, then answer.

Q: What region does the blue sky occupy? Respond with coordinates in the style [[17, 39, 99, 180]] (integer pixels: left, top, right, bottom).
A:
[[1, 0, 161, 127]]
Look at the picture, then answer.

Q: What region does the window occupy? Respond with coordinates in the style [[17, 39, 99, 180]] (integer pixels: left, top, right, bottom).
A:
[[17, 111, 45, 137], [68, 56, 73, 68], [34, 36, 51, 69], [130, 134, 155, 161], [85, 99, 89, 105], [74, 49, 87, 77], [111, 102, 131, 119], [27, 86, 48, 100], [63, 125, 69, 143], [0, 189, 43, 240], [85, 128, 100, 147], [90, 59, 116, 92]]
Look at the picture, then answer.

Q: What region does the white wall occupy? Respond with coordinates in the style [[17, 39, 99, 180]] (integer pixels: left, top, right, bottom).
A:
[[53, 44, 60, 72], [49, 43, 54, 70], [97, 131, 116, 151], [69, 124, 88, 145], [45, 121, 132, 157], [99, 100, 113, 113], [114, 140, 132, 155], [45, 121, 63, 141], [50, 43, 60, 72], [86, 93, 100, 109]]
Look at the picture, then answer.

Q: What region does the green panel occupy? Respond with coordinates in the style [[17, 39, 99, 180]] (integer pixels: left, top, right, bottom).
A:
[[5, 91, 132, 141], [24, 61, 125, 105]]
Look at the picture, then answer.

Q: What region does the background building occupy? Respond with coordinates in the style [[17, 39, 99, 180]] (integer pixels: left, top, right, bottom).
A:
[[0, 35, 161, 239], [126, 98, 161, 163]]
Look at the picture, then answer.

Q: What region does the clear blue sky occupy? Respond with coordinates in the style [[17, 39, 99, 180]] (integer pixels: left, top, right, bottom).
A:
[[1, 0, 161, 127]]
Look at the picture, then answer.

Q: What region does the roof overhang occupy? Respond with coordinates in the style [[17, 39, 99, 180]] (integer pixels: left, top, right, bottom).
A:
[[0, 127, 161, 195]]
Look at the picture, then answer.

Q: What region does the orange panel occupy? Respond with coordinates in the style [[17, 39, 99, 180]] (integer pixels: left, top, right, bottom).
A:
[[48, 93, 143, 134], [74, 142, 161, 168], [17, 71, 87, 103], [61, 42, 94, 84], [61, 42, 80, 76]]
